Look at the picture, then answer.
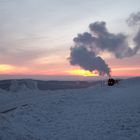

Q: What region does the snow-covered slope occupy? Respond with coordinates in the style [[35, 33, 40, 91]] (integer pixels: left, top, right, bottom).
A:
[[0, 77, 140, 140]]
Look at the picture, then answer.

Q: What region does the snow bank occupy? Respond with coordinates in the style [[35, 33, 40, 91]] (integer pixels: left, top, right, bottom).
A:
[[121, 77, 140, 86], [0, 77, 140, 140], [9, 79, 38, 92]]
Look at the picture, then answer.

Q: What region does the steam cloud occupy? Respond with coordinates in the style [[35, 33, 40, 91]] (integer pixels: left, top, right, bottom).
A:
[[127, 11, 140, 54], [69, 13, 140, 76], [127, 11, 140, 26], [70, 47, 110, 75]]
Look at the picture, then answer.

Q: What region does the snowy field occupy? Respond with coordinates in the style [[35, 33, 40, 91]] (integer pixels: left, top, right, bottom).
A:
[[0, 77, 140, 140]]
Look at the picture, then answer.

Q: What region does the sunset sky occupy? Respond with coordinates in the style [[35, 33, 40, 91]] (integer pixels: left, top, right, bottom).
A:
[[0, 0, 140, 79]]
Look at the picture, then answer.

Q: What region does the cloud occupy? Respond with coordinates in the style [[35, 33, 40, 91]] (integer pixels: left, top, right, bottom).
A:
[[69, 17, 140, 76], [72, 21, 140, 59], [73, 32, 95, 46], [69, 47, 110, 76], [89, 21, 139, 58], [126, 11, 140, 26], [0, 47, 45, 66], [133, 29, 140, 53], [0, 30, 64, 67], [126, 11, 140, 55], [89, 21, 108, 36]]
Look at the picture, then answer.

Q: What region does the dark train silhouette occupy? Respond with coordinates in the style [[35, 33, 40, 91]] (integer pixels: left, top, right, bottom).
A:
[[108, 78, 119, 86]]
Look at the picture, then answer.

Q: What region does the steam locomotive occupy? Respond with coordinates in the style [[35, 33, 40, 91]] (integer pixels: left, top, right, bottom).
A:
[[108, 78, 119, 86]]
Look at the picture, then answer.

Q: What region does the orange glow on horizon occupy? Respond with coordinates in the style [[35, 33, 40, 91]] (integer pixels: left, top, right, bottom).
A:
[[111, 67, 140, 76], [0, 64, 30, 75], [0, 64, 16, 74], [0, 64, 139, 77], [66, 69, 98, 77]]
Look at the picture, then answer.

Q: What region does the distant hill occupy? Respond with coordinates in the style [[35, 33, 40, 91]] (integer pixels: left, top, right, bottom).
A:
[[0, 79, 100, 91]]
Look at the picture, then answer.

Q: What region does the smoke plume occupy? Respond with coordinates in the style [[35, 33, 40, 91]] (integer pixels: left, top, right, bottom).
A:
[[89, 21, 139, 58], [126, 11, 140, 54], [133, 29, 140, 52], [69, 12, 140, 76], [126, 11, 140, 26], [70, 46, 110, 76]]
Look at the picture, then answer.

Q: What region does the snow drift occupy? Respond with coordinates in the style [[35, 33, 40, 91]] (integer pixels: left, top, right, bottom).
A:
[[0, 77, 140, 140]]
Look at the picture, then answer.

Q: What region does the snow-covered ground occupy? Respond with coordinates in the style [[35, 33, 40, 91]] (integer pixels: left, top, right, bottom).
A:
[[0, 77, 140, 140]]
